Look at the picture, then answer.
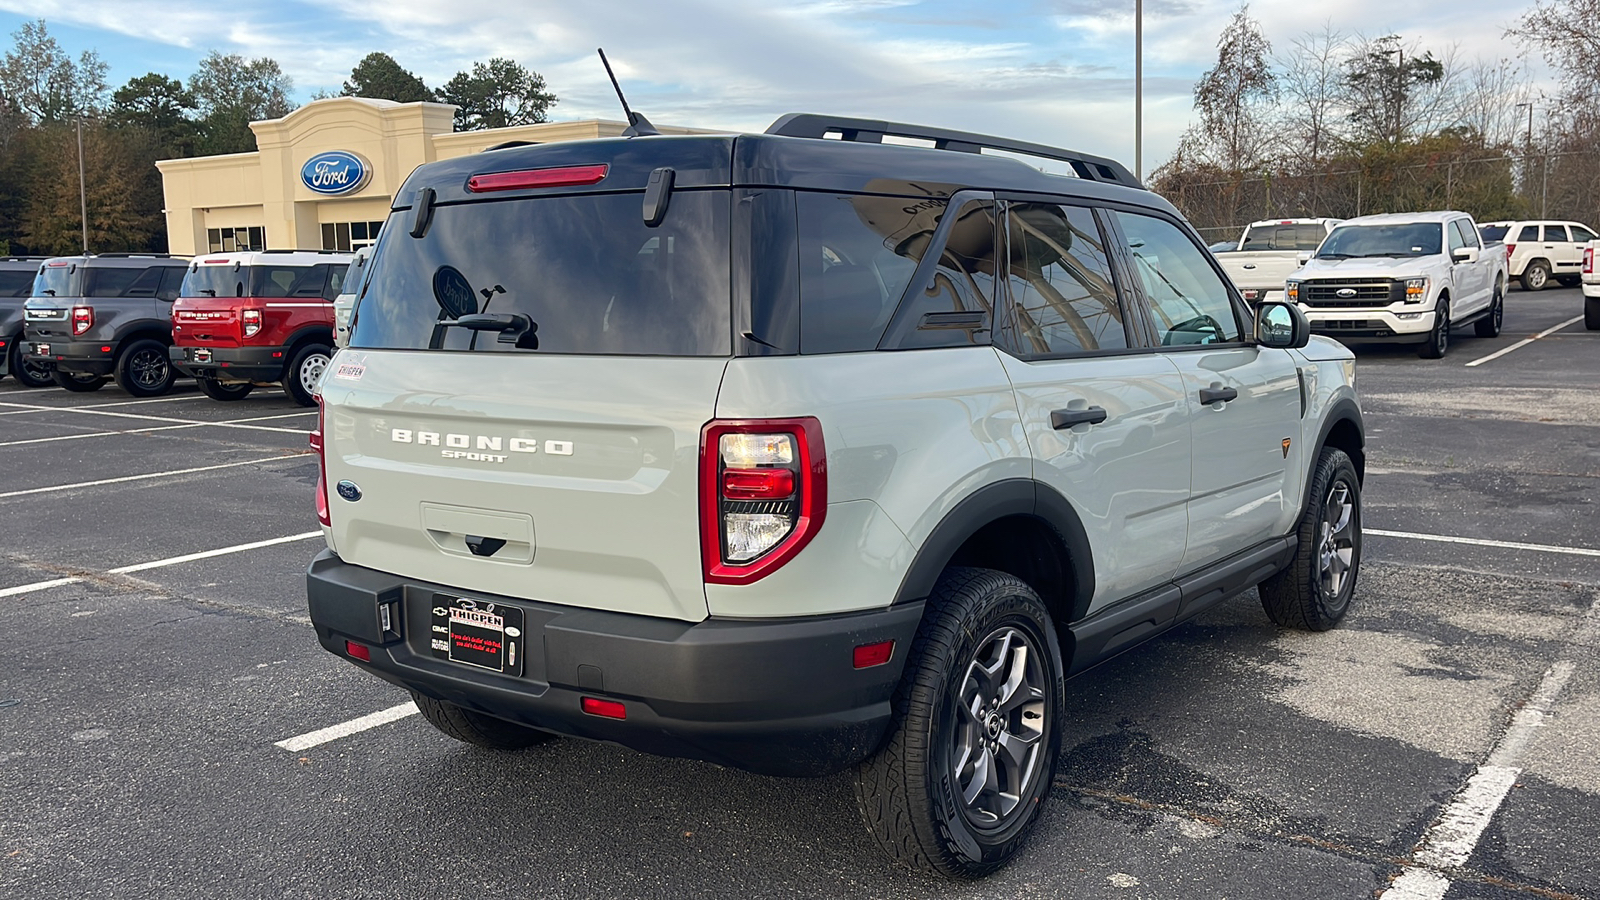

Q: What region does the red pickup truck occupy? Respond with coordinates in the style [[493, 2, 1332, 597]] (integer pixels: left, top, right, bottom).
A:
[[170, 250, 352, 404]]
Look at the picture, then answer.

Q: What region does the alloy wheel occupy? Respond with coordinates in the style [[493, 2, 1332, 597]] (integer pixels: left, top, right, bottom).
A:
[[1318, 480, 1356, 598], [951, 626, 1048, 830], [131, 348, 168, 388]]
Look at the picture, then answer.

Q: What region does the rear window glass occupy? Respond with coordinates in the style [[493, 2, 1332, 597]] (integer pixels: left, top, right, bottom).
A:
[[33, 264, 79, 298], [1241, 223, 1327, 251], [0, 269, 35, 297], [1479, 225, 1509, 242], [352, 191, 730, 356], [181, 266, 248, 298]]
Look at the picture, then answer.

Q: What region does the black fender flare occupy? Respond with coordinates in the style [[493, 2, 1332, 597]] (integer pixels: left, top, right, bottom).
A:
[[1300, 397, 1364, 514], [283, 324, 335, 353], [892, 478, 1096, 622]]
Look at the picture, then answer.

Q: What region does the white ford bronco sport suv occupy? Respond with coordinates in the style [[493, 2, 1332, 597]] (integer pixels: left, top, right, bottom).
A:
[[306, 115, 1365, 877]]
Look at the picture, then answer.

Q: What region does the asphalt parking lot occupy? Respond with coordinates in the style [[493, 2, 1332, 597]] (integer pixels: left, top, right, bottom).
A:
[[1, 290, 1596, 900]]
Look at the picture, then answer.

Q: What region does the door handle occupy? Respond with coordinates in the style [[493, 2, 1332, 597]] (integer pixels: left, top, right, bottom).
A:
[[1051, 406, 1108, 429], [1199, 386, 1238, 405]]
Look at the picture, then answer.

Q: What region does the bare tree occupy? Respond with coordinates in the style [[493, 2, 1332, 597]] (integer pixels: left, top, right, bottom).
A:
[[1274, 23, 1348, 169]]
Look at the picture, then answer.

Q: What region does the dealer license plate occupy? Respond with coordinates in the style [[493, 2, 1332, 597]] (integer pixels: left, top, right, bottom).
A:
[[429, 595, 524, 675], [31, 343, 48, 356], [194, 348, 211, 363]]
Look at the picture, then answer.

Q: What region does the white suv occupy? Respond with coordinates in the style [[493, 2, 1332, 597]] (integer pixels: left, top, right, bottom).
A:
[[1480, 220, 1597, 290]]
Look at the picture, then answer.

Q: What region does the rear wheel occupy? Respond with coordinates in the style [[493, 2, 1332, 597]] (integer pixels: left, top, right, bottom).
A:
[[1586, 296, 1600, 331], [285, 342, 331, 407], [854, 567, 1063, 877], [1521, 260, 1551, 291], [1418, 301, 1450, 358], [197, 376, 253, 401], [410, 692, 558, 751], [8, 340, 54, 388], [52, 370, 106, 392], [1474, 282, 1504, 338], [114, 338, 176, 397], [1259, 447, 1362, 631]]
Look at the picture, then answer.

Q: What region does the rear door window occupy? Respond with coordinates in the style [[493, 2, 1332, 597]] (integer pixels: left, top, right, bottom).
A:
[[1543, 225, 1570, 242], [1114, 211, 1242, 346], [998, 203, 1128, 357], [352, 191, 731, 356], [0, 270, 34, 297]]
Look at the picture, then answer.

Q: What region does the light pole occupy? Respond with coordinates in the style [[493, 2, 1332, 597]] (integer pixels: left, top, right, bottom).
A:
[[1135, 0, 1142, 181], [76, 117, 88, 253], [1389, 48, 1403, 145], [1514, 102, 1535, 213]]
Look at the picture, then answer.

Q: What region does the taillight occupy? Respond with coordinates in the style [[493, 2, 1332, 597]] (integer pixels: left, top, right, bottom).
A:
[[1506, 243, 1516, 259], [311, 398, 329, 527], [700, 418, 826, 585], [241, 308, 262, 338], [1585, 248, 1593, 274], [70, 306, 92, 335]]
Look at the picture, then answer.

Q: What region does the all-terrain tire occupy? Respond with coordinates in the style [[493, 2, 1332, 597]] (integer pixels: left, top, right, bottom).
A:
[[1259, 447, 1362, 631], [285, 342, 332, 407], [410, 692, 559, 751], [1418, 301, 1449, 359], [1586, 296, 1600, 331], [197, 376, 253, 401], [114, 338, 177, 397], [52, 370, 106, 392], [854, 567, 1064, 878], [1474, 282, 1504, 338]]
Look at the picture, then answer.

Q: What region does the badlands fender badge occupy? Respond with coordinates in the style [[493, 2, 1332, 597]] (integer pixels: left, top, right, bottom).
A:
[[1281, 438, 1292, 459]]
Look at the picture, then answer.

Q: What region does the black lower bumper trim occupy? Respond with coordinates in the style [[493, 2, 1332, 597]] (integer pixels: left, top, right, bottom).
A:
[[306, 550, 923, 776], [170, 344, 287, 381]]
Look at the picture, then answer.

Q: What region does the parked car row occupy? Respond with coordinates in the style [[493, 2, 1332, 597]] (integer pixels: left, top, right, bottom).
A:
[[1210, 213, 1599, 356], [0, 249, 361, 403]]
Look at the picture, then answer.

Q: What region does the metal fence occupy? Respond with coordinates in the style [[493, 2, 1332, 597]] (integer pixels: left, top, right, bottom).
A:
[[1162, 151, 1600, 245]]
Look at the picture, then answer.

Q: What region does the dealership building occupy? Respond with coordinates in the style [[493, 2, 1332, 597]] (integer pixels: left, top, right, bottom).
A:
[[156, 97, 709, 256]]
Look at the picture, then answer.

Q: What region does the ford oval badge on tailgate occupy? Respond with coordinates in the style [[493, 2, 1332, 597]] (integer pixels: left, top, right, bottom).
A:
[[336, 480, 362, 502]]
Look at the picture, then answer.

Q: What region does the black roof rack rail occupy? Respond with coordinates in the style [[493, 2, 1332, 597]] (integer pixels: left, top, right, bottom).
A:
[[258, 249, 352, 255], [90, 252, 183, 259], [765, 113, 1144, 189], [1, 256, 47, 262]]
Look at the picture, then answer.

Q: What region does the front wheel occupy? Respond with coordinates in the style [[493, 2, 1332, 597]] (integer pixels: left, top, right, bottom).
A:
[[854, 567, 1063, 877], [114, 338, 177, 397], [1418, 301, 1450, 358], [52, 370, 106, 392], [1474, 284, 1504, 338], [285, 342, 332, 407], [197, 376, 253, 401], [8, 340, 55, 388], [1259, 447, 1362, 631]]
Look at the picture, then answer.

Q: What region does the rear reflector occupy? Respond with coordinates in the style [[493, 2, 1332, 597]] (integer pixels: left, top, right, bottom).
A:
[[467, 164, 609, 193], [581, 697, 626, 719], [853, 641, 895, 669], [344, 640, 370, 662]]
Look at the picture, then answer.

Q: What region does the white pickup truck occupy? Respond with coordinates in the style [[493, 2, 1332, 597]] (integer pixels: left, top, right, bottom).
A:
[[1582, 240, 1600, 329], [1217, 218, 1341, 303], [1286, 211, 1508, 359]]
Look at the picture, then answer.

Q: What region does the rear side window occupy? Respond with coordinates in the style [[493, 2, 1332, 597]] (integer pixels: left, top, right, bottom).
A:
[[0, 270, 33, 297], [999, 203, 1127, 356], [1115, 211, 1242, 346], [353, 191, 731, 356], [85, 265, 165, 298], [878, 199, 997, 351], [795, 193, 938, 353], [1518, 225, 1539, 242], [1573, 225, 1597, 243], [252, 265, 333, 299], [157, 267, 185, 301]]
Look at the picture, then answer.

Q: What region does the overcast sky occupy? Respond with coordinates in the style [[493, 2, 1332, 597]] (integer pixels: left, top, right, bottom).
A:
[[0, 0, 1551, 175]]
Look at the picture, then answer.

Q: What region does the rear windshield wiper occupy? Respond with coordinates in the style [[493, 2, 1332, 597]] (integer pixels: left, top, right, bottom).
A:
[[431, 312, 539, 350]]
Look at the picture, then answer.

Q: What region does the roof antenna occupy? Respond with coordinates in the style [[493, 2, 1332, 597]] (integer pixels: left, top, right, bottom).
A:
[[597, 48, 660, 137]]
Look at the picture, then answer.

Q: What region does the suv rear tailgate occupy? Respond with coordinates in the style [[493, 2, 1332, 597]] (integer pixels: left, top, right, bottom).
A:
[[322, 352, 726, 623]]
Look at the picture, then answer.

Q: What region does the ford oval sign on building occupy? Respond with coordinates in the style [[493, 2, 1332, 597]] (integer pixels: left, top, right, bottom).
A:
[[301, 151, 371, 196]]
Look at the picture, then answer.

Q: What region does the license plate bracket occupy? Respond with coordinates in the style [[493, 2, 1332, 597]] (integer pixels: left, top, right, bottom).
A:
[[429, 595, 524, 676], [32, 343, 49, 356], [194, 348, 211, 363]]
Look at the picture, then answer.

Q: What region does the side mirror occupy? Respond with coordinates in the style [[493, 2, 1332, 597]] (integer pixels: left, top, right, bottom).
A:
[[1255, 301, 1310, 349], [1452, 247, 1479, 264]]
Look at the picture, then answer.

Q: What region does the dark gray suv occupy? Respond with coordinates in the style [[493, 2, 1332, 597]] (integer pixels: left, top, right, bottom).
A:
[[0, 257, 51, 387], [22, 254, 190, 395]]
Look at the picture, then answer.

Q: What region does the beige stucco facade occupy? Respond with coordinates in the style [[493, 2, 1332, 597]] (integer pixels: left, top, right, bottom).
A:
[[156, 97, 710, 256]]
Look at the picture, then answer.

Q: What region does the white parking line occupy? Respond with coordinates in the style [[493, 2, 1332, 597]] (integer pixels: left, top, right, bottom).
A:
[[1383, 869, 1449, 900], [274, 702, 420, 753], [0, 411, 315, 448], [0, 453, 306, 499], [0, 401, 308, 433], [1366, 528, 1600, 558], [1463, 314, 1584, 367], [0, 531, 322, 598]]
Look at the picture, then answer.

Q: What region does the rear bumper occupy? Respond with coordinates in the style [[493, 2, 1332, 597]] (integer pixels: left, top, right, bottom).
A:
[[25, 337, 114, 375], [305, 550, 922, 776], [171, 344, 287, 381], [1582, 279, 1600, 299]]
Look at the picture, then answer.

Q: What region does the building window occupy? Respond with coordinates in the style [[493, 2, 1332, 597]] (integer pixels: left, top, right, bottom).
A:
[[321, 220, 385, 252], [208, 227, 265, 253]]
